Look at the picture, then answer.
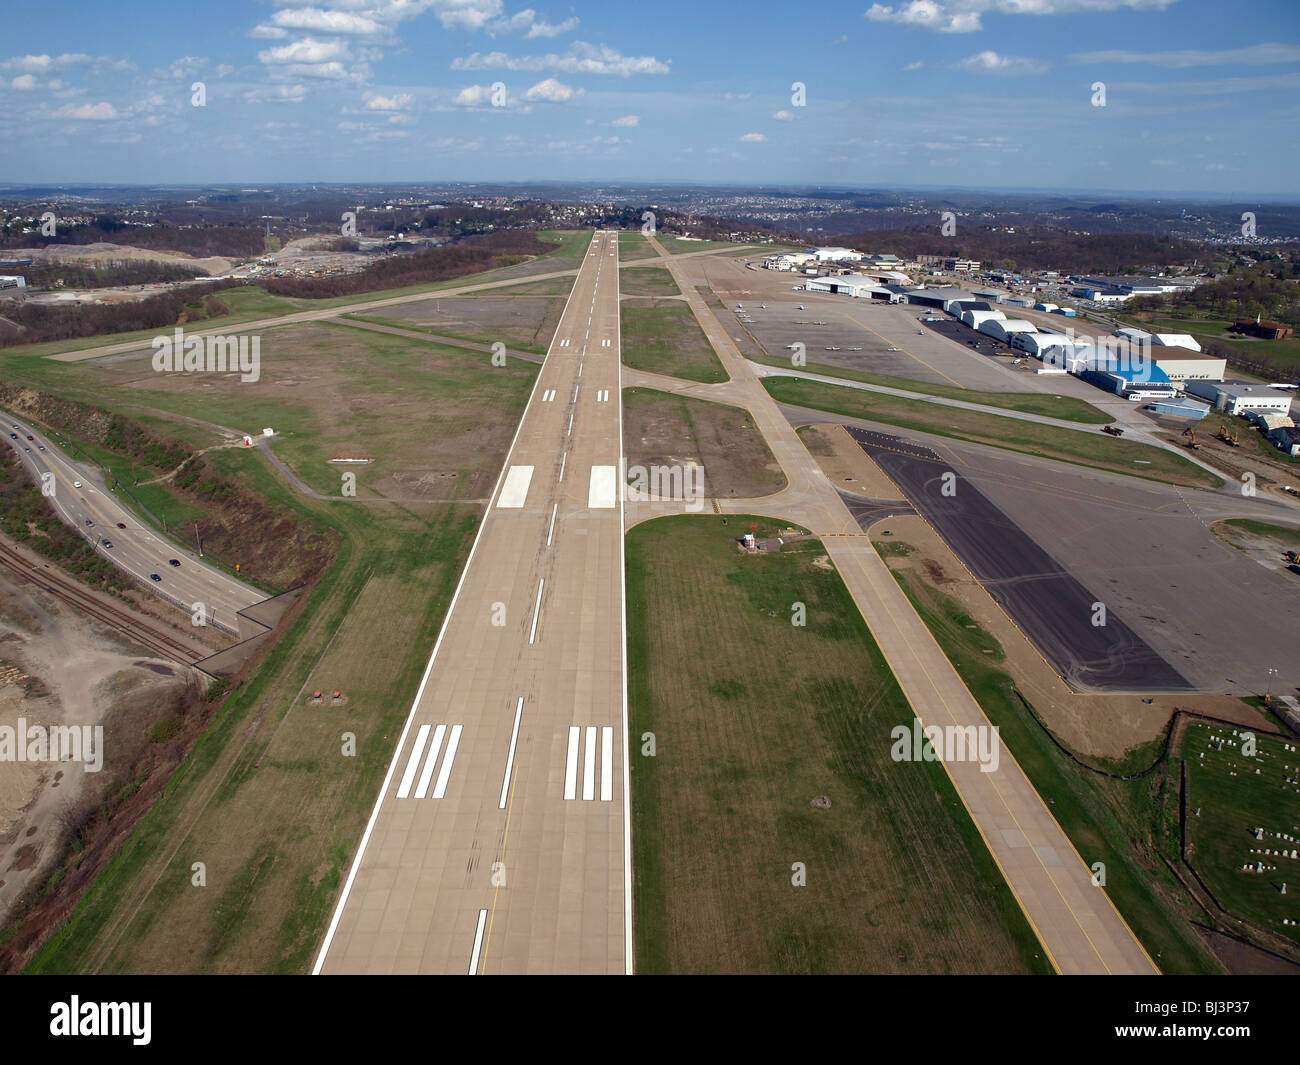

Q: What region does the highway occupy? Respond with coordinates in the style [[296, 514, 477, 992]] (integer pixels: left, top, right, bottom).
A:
[[2, 414, 266, 634], [315, 230, 629, 974]]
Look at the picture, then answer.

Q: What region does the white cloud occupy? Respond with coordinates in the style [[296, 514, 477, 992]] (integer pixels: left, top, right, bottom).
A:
[[956, 50, 1048, 75], [772, 109, 793, 120], [52, 101, 118, 120], [270, 8, 385, 36], [453, 83, 495, 106], [259, 38, 350, 66], [365, 92, 413, 110], [524, 76, 579, 101], [902, 59, 924, 71], [245, 83, 309, 104], [740, 132, 767, 142], [489, 9, 580, 37], [10, 74, 35, 90], [610, 114, 640, 126], [865, 0, 1177, 34], [1070, 43, 1300, 68], [452, 41, 669, 76]]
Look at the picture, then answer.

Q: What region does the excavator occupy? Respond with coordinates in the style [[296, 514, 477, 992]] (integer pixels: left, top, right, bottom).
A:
[[1216, 425, 1240, 446], [1182, 426, 1201, 450]]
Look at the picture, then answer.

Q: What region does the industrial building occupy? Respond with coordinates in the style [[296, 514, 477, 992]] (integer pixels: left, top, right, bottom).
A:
[[1268, 425, 1300, 456], [1079, 363, 1177, 400], [1148, 398, 1209, 420], [0, 276, 27, 298], [810, 247, 863, 262], [980, 318, 1037, 344], [803, 274, 906, 301], [1185, 380, 1293, 417], [1147, 347, 1226, 385], [962, 308, 1005, 330]]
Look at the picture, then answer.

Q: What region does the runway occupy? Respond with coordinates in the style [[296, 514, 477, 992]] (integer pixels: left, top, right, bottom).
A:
[[314, 230, 630, 974]]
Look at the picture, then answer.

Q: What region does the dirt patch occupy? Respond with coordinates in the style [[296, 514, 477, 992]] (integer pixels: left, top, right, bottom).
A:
[[0, 569, 202, 936], [802, 423, 908, 500]]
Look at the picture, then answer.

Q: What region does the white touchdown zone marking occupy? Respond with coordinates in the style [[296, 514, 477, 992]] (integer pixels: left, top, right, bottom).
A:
[[528, 578, 544, 645], [601, 726, 613, 802], [583, 725, 597, 801], [432, 725, 462, 799], [588, 465, 616, 509], [499, 697, 524, 809], [497, 465, 534, 509], [413, 723, 448, 799], [469, 909, 488, 975], [396, 724, 431, 799], [564, 726, 580, 800]]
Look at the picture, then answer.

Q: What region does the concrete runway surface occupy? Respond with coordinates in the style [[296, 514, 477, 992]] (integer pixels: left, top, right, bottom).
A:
[[315, 231, 630, 975]]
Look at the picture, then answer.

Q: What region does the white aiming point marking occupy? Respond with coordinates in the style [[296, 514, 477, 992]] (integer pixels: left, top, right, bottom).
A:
[[395, 723, 463, 799], [595, 389, 610, 402], [588, 465, 616, 509], [563, 726, 614, 802], [559, 338, 570, 347], [601, 338, 611, 347], [542, 389, 556, 402], [497, 465, 534, 508]]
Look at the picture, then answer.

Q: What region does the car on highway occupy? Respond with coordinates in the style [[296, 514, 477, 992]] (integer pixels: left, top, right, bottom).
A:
[[102, 540, 113, 549], [149, 573, 161, 582], [169, 558, 181, 567], [85, 519, 94, 527], [73, 480, 81, 488], [25, 435, 33, 441], [116, 522, 126, 529], [8, 433, 14, 439], [37, 445, 45, 452]]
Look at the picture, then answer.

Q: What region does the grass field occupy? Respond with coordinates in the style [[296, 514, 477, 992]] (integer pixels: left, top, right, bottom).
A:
[[1182, 721, 1300, 947], [1218, 518, 1300, 546], [764, 376, 1221, 489], [618, 266, 681, 298], [621, 300, 727, 384], [618, 231, 661, 262], [622, 388, 785, 499], [342, 291, 566, 356], [23, 316, 533, 972], [626, 514, 1051, 974], [880, 553, 1225, 973], [28, 321, 537, 502], [752, 352, 1112, 424]]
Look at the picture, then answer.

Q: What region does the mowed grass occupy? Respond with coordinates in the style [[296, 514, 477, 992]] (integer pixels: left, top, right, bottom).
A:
[[342, 291, 566, 356], [1218, 518, 1300, 546], [622, 300, 727, 384], [65, 320, 536, 501], [880, 555, 1224, 973], [626, 515, 1049, 974], [752, 352, 1112, 424], [618, 266, 681, 298], [622, 388, 786, 499], [764, 376, 1221, 489], [618, 231, 661, 262], [25, 326, 532, 971], [656, 236, 748, 256], [1183, 721, 1300, 946]]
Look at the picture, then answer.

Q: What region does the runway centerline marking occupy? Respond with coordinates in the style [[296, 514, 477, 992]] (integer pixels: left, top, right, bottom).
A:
[[546, 503, 558, 546], [468, 909, 488, 975], [528, 578, 544, 645], [499, 697, 524, 809]]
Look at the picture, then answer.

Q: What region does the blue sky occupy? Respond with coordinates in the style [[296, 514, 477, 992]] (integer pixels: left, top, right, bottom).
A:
[[1, 0, 1297, 196]]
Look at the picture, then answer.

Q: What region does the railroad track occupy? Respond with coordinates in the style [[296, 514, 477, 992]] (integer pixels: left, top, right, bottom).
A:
[[0, 539, 202, 666]]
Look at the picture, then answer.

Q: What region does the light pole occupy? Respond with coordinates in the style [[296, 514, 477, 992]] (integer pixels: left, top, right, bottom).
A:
[[1265, 667, 1278, 701]]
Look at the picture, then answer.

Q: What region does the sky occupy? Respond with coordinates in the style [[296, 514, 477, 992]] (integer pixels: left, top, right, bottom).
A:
[[0, 0, 1297, 198]]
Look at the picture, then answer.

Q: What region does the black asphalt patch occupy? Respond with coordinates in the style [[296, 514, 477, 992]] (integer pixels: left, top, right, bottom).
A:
[[845, 426, 1191, 692], [836, 490, 913, 530]]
